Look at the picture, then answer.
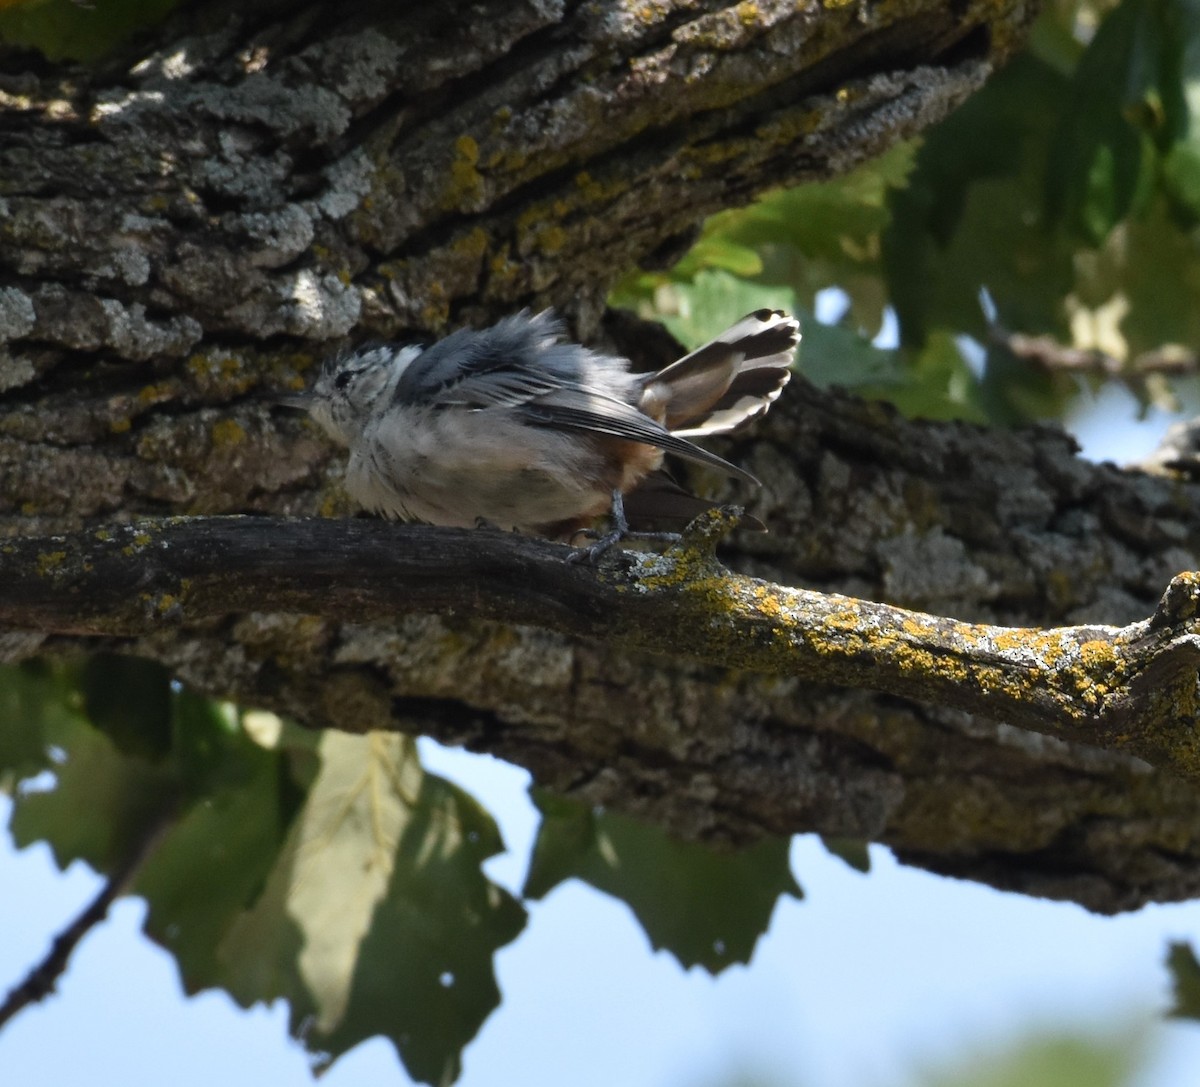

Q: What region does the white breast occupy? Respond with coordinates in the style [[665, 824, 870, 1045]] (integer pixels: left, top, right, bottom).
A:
[[344, 404, 615, 532]]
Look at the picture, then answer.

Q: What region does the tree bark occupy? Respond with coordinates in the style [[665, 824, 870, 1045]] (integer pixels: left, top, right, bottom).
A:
[[12, 0, 1200, 916]]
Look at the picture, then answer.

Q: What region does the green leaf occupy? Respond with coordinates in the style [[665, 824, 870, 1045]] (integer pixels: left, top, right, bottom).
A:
[[612, 143, 913, 336], [796, 318, 899, 390], [820, 836, 871, 873], [0, 0, 180, 62], [5, 668, 523, 1084], [6, 660, 284, 874], [671, 233, 764, 280], [1167, 940, 1200, 1019], [8, 680, 178, 872], [0, 661, 76, 785], [1045, 0, 1174, 242], [132, 711, 295, 991], [1109, 197, 1200, 358], [217, 730, 525, 1085], [170, 689, 250, 796], [523, 792, 801, 973], [707, 140, 916, 266], [1026, 1, 1090, 75], [81, 654, 172, 762], [5, 662, 525, 1075], [857, 332, 989, 424], [1157, 0, 1200, 219], [977, 342, 1076, 426], [656, 269, 797, 349], [883, 55, 1077, 349]]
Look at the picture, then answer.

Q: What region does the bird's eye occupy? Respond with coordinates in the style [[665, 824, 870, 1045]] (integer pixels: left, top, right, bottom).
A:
[[334, 371, 352, 391]]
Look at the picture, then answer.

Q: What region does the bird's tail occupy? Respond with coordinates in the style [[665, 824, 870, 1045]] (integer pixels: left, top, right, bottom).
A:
[[638, 309, 799, 437]]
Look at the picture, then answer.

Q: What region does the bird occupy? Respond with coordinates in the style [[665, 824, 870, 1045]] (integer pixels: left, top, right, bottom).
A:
[[281, 308, 799, 546]]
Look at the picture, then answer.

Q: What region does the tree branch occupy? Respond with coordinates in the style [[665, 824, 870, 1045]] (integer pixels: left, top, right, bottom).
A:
[[0, 806, 174, 1029], [0, 0, 1025, 383], [991, 329, 1200, 378], [5, 513, 1200, 781]]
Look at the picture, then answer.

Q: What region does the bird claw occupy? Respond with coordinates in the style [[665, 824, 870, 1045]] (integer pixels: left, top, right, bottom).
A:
[[567, 490, 681, 564]]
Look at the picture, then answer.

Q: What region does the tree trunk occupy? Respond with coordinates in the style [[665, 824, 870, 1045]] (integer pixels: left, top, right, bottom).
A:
[[12, 0, 1198, 916]]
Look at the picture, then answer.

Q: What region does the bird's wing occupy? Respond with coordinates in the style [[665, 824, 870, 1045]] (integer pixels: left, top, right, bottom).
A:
[[389, 309, 760, 484], [392, 311, 566, 407], [519, 386, 759, 485]]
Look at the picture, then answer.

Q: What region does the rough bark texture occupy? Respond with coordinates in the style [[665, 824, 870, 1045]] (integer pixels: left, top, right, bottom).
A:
[[11, 0, 1200, 916], [9, 514, 1200, 776]]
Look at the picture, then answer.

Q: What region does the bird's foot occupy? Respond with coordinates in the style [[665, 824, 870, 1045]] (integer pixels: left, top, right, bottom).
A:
[[567, 490, 681, 564]]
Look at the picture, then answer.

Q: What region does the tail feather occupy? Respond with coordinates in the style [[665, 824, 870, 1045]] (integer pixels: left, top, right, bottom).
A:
[[639, 309, 799, 435], [621, 470, 767, 532], [671, 364, 792, 438]]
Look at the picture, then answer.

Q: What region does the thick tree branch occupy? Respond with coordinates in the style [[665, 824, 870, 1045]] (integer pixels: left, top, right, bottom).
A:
[[0, 0, 1020, 364], [4, 513, 1200, 782]]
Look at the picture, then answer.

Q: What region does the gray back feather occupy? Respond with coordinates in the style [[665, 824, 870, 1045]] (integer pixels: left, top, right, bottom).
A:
[[393, 311, 584, 407]]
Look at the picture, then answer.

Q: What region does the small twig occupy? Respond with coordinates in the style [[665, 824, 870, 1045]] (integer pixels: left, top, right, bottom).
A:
[[995, 331, 1199, 377], [978, 289, 1199, 377], [0, 808, 174, 1029], [995, 330, 1123, 375]]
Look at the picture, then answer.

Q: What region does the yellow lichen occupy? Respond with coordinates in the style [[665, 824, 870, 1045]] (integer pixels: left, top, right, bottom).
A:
[[211, 419, 246, 447], [735, 1, 760, 26], [36, 550, 67, 575], [450, 227, 489, 262], [489, 247, 522, 286], [445, 134, 485, 209], [421, 287, 451, 330], [532, 224, 567, 254], [1077, 639, 1117, 667], [577, 170, 629, 205]]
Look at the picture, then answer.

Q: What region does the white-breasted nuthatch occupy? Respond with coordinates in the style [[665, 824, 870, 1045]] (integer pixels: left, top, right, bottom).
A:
[[282, 308, 799, 541]]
